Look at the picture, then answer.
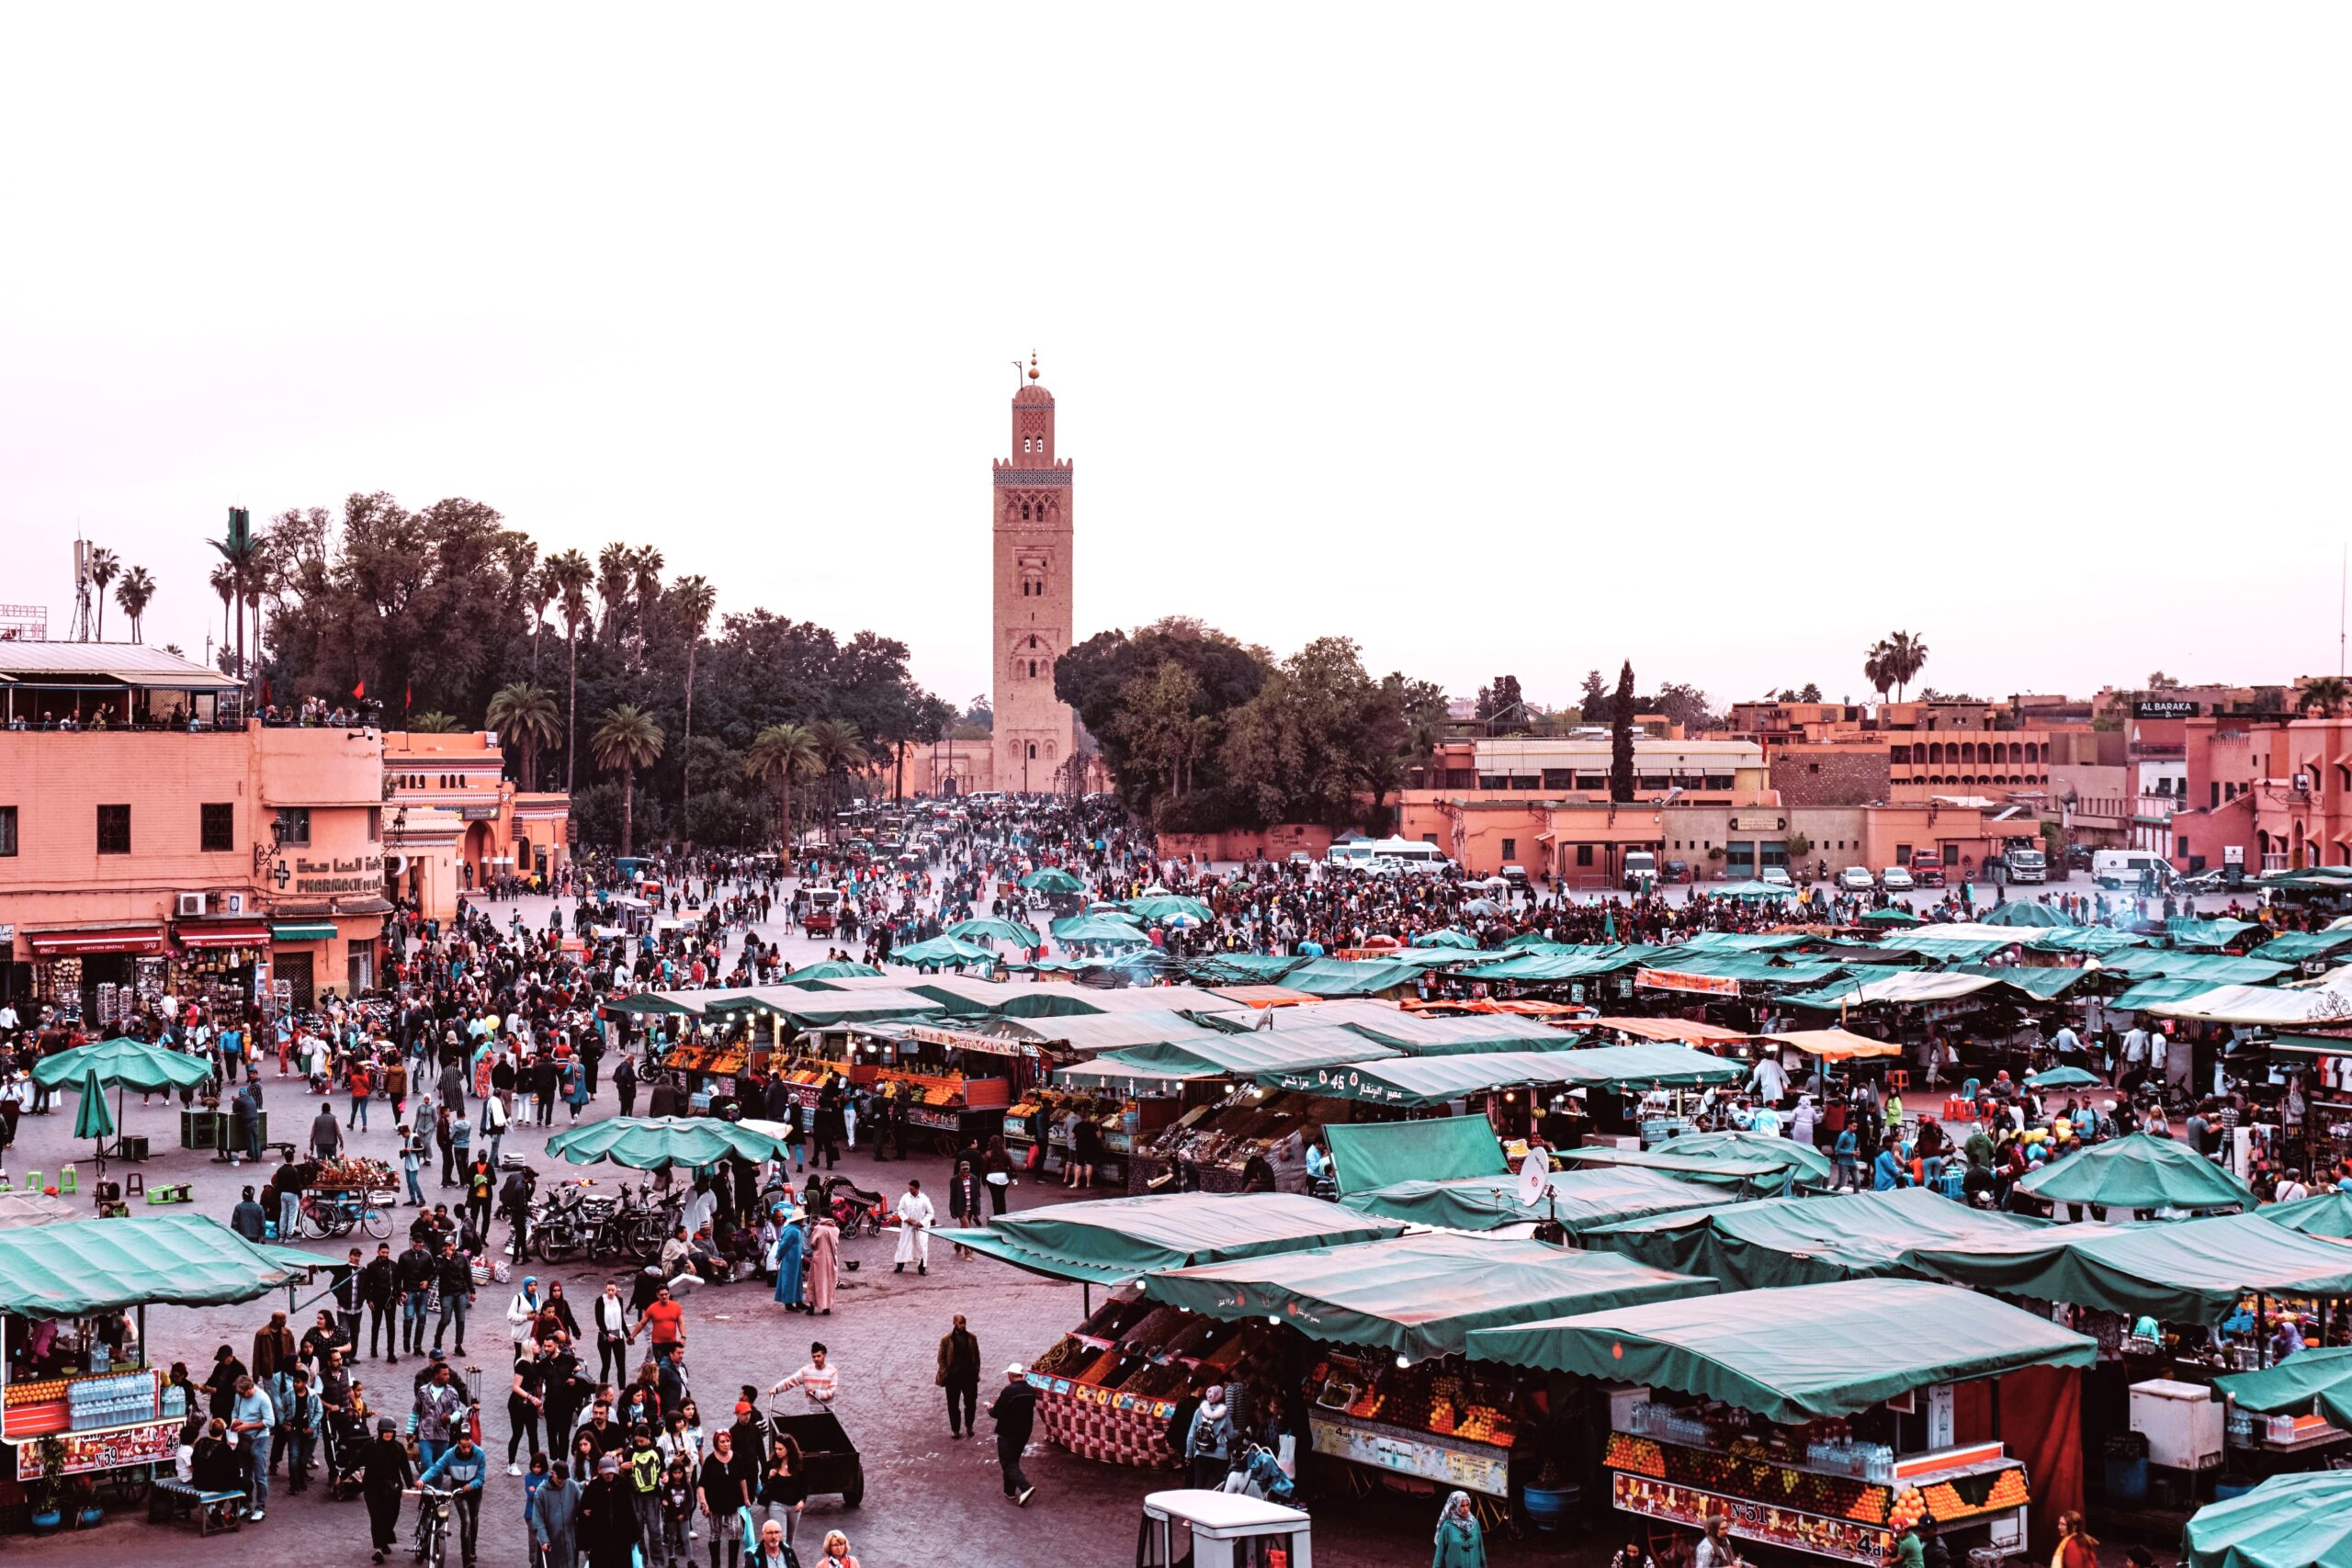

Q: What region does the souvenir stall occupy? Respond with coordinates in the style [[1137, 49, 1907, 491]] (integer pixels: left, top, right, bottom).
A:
[[1467, 1280, 2096, 1566], [939, 1193, 1407, 1469], [1140, 1234, 1713, 1509], [172, 923, 272, 1022], [0, 1214, 314, 1525]]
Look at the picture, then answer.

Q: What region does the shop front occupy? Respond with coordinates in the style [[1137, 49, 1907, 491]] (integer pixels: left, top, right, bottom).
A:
[[171, 920, 270, 1020], [18, 927, 167, 1027]]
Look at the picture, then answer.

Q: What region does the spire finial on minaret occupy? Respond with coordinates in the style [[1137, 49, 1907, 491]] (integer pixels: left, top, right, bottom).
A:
[[1028, 351, 1039, 381]]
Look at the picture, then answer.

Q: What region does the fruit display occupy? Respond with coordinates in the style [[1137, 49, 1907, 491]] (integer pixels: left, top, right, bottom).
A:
[[6, 1378, 73, 1407], [312, 1155, 396, 1191], [1605, 1423, 2030, 1536], [874, 1068, 966, 1108], [664, 1041, 748, 1075], [1312, 1353, 1520, 1450]]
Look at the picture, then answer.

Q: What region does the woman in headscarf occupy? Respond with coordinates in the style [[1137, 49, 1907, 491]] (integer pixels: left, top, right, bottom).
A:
[[771, 1208, 808, 1314], [805, 1210, 840, 1315], [1431, 1489, 1486, 1568]]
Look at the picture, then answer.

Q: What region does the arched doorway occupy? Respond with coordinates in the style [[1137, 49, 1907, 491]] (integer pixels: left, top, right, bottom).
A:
[[462, 821, 492, 889]]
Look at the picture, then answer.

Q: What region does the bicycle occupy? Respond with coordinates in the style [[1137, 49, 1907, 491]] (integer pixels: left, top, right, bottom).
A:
[[301, 1188, 393, 1240], [406, 1484, 455, 1568]]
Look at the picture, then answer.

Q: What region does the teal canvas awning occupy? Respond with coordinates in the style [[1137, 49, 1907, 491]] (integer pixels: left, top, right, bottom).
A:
[[936, 1192, 1405, 1285], [2251, 930, 2352, 964], [1342, 1011, 1572, 1055], [1464, 1279, 2095, 1423], [2182, 1471, 2352, 1568], [1279, 959, 1424, 998], [270, 921, 338, 942], [2264, 1191, 2352, 1239], [0, 1213, 319, 1319], [1141, 1234, 1714, 1360], [1341, 1167, 1731, 1235], [1911, 1212, 2352, 1324], [2016, 1132, 2256, 1212], [1056, 1030, 1401, 1088], [1256, 1043, 1740, 1107], [2214, 1347, 2352, 1419], [2165, 917, 2261, 950], [1586, 1187, 2052, 1290], [1325, 1116, 1508, 1195]]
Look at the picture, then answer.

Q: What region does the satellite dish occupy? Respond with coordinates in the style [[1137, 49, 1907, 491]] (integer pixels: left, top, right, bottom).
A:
[[1516, 1145, 1552, 1209]]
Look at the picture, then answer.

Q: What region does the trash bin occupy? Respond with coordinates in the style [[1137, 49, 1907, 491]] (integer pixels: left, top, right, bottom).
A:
[[2102, 1431, 2150, 1505]]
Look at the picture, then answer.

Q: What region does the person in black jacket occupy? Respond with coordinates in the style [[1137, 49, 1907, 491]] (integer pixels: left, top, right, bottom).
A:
[[396, 1236, 439, 1357], [358, 1242, 399, 1362], [579, 1455, 642, 1568], [432, 1240, 476, 1358], [987, 1363, 1038, 1506], [359, 1416, 415, 1562]]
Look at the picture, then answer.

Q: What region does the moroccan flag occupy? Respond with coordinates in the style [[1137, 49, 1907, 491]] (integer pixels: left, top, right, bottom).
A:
[[353, 680, 367, 699]]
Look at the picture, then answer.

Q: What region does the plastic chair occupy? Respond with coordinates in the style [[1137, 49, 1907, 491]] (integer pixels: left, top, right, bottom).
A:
[[125, 1172, 144, 1197], [1885, 1070, 1910, 1093], [1960, 1077, 1980, 1102]]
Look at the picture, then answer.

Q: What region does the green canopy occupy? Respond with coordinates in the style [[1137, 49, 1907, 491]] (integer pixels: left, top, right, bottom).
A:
[[1911, 1213, 2352, 1324], [1342, 1167, 1732, 1235], [1343, 1011, 1573, 1055], [1278, 959, 1425, 998], [2182, 1471, 2352, 1568], [1978, 901, 2076, 928], [935, 1192, 1406, 1285], [2166, 917, 2261, 950], [1464, 1279, 2095, 1424], [1126, 895, 1214, 924], [603, 992, 707, 1015], [1056, 1031, 1401, 1088], [0, 1213, 319, 1320], [1713, 879, 1798, 900], [2017, 1133, 2256, 1213], [2111, 976, 2218, 1011], [73, 1069, 114, 1144], [1858, 907, 1927, 927], [2214, 1347, 2352, 1418], [1410, 929, 1481, 949], [1182, 953, 1306, 984], [2103, 950, 2290, 984], [1325, 1116, 1507, 1194], [2028, 925, 2150, 953], [1552, 1143, 1815, 1195], [2250, 930, 2352, 964], [1019, 867, 1085, 894], [1050, 914, 1151, 945], [31, 1037, 214, 1092], [1587, 1188, 2052, 1290], [544, 1115, 791, 1171], [945, 918, 1041, 948], [1142, 1234, 1714, 1360], [705, 987, 943, 1027], [1458, 949, 1648, 983], [2025, 1066, 2102, 1089], [888, 934, 998, 967], [1256, 1043, 1741, 1107], [782, 961, 885, 981], [1650, 1130, 1837, 1188], [2264, 1191, 2352, 1239], [1674, 931, 1812, 953], [1956, 964, 2096, 1001], [1634, 953, 1851, 987]]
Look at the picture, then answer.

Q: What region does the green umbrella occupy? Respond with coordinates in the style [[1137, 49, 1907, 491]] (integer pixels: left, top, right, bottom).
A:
[[1018, 867, 1084, 895], [2025, 1066, 2101, 1090], [2182, 1471, 2352, 1568], [1859, 908, 1927, 927], [1411, 930, 1481, 949], [944, 918, 1041, 948], [1051, 914, 1153, 945], [32, 1037, 213, 1093], [1128, 895, 1213, 924], [1978, 901, 2077, 929], [890, 934, 998, 966], [74, 1068, 116, 1154], [544, 1116, 791, 1172], [783, 960, 884, 982]]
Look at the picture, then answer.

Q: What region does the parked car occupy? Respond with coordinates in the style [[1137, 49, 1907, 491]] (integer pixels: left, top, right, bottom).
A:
[[1759, 865, 1793, 887], [1838, 866, 1876, 892], [1908, 851, 1947, 888], [1499, 864, 1530, 889], [1664, 860, 1693, 884], [1879, 866, 1917, 893]]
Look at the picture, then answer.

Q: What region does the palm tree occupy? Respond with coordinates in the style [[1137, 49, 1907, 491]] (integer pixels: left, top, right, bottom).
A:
[[409, 711, 463, 733], [591, 705, 666, 857], [486, 682, 561, 790], [208, 511, 266, 694], [743, 721, 820, 851], [86, 547, 119, 640], [808, 717, 868, 826], [545, 549, 594, 794], [527, 564, 557, 679], [2299, 676, 2352, 718], [113, 566, 156, 642], [1864, 642, 1894, 701], [670, 576, 716, 816], [209, 562, 236, 660], [595, 543, 633, 647], [1884, 630, 1928, 701]]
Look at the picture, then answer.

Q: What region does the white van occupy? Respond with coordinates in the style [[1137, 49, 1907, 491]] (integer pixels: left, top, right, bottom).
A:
[[2091, 849, 2172, 891]]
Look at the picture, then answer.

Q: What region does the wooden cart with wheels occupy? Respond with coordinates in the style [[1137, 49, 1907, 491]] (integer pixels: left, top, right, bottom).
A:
[[766, 1404, 864, 1509]]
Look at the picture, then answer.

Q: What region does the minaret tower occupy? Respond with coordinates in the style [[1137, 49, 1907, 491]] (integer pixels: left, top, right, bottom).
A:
[[990, 353, 1076, 793]]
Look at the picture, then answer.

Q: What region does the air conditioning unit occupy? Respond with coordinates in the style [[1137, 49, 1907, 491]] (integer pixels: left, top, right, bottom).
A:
[[221, 892, 247, 916], [175, 892, 209, 918]]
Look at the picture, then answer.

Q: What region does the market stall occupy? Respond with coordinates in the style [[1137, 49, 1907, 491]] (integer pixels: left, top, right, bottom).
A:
[[0, 1214, 316, 1520], [1585, 1188, 2059, 1292], [1141, 1234, 1713, 1500], [1324, 1111, 1734, 1235], [2181, 1470, 2352, 1568], [2213, 1347, 2352, 1467], [943, 1193, 1407, 1469], [1467, 1279, 2098, 1565], [2012, 1132, 2257, 1219]]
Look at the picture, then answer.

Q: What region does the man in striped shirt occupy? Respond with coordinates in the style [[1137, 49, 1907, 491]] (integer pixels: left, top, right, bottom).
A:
[[768, 1343, 838, 1407]]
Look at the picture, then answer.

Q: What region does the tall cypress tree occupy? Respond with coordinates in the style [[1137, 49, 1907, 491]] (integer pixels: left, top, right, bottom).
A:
[[1609, 660, 1636, 803]]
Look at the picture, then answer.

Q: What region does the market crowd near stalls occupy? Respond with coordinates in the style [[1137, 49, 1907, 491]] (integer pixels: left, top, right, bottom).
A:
[[13, 795, 2352, 1566]]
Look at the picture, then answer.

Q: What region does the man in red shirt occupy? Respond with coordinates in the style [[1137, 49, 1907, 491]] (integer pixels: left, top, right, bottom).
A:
[[630, 1284, 685, 1364]]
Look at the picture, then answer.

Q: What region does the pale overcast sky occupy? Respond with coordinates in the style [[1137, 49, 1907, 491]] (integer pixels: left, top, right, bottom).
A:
[[4, 6, 2346, 713]]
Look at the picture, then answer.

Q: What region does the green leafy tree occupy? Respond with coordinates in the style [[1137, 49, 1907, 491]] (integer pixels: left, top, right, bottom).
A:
[[1870, 630, 1928, 701], [486, 682, 560, 790], [1056, 618, 1268, 819], [86, 547, 119, 641], [1476, 674, 1526, 734], [410, 711, 462, 732], [545, 548, 594, 792], [1578, 670, 1610, 722], [591, 704, 666, 855], [668, 575, 716, 816], [2299, 676, 2351, 718], [1610, 660, 1636, 803]]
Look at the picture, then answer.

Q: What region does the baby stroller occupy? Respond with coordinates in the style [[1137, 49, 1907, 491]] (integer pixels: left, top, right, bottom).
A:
[[320, 1404, 372, 1500], [1219, 1442, 1295, 1506], [812, 1174, 888, 1237]]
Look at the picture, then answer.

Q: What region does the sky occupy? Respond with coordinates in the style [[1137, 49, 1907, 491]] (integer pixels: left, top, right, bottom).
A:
[[4, 6, 2348, 716]]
